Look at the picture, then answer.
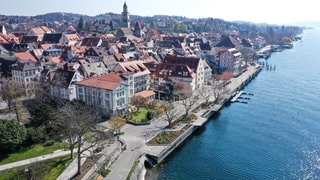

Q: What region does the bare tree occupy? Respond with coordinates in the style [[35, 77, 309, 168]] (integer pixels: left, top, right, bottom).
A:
[[1, 79, 24, 109], [0, 79, 24, 122], [131, 95, 147, 111], [33, 81, 53, 104], [173, 82, 184, 101], [163, 102, 179, 128], [199, 85, 213, 106], [181, 92, 199, 117], [109, 115, 126, 134], [55, 100, 100, 176]]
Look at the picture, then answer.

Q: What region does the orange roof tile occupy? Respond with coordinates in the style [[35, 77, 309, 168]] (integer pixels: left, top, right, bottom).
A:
[[13, 51, 37, 62], [65, 34, 80, 41], [41, 43, 54, 50], [134, 90, 155, 98], [51, 57, 63, 64], [0, 34, 8, 43], [76, 73, 126, 90], [31, 27, 46, 34]]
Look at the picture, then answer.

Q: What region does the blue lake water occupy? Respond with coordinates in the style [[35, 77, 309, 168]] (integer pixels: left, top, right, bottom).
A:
[[148, 27, 320, 179]]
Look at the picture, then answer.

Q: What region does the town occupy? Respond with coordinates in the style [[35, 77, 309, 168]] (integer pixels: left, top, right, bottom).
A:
[[0, 2, 303, 180]]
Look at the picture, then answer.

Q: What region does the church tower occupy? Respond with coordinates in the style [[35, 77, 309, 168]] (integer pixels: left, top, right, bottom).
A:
[[121, 2, 130, 28]]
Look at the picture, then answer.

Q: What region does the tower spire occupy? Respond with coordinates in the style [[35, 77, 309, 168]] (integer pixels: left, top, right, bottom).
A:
[[121, 2, 130, 28]]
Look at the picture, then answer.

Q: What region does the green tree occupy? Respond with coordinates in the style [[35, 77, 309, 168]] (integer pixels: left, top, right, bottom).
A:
[[29, 104, 55, 127], [77, 16, 84, 32], [0, 119, 26, 152]]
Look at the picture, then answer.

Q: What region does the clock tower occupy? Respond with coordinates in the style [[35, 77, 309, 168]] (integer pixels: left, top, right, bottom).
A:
[[122, 2, 130, 28]]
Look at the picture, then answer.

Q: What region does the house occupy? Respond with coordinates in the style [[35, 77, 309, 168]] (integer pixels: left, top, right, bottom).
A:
[[134, 21, 143, 38], [13, 51, 38, 62], [216, 48, 242, 71], [215, 35, 239, 49], [84, 47, 109, 62], [42, 33, 62, 44], [28, 26, 53, 41], [20, 35, 38, 44], [116, 28, 133, 41], [144, 62, 196, 96], [11, 60, 42, 95], [59, 33, 81, 46], [80, 37, 102, 47], [61, 45, 86, 61], [80, 61, 108, 78], [146, 29, 160, 41], [113, 60, 151, 97], [164, 56, 205, 89], [42, 45, 65, 57], [48, 64, 83, 100], [75, 72, 129, 115]]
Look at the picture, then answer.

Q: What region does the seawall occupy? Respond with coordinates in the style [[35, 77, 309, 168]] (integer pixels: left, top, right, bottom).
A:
[[144, 64, 262, 166]]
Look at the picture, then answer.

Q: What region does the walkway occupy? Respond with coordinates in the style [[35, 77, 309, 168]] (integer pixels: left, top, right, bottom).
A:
[[0, 149, 71, 172]]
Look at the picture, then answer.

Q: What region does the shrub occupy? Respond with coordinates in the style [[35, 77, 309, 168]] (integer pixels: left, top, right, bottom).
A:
[[43, 140, 55, 147], [146, 110, 155, 120]]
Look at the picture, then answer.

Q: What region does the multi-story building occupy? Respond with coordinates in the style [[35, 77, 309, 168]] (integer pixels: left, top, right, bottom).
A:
[[113, 60, 151, 97], [48, 64, 83, 100], [11, 60, 42, 95], [75, 72, 129, 115]]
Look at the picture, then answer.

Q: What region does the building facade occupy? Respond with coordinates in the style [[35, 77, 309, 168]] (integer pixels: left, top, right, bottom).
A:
[[11, 60, 41, 95], [75, 72, 129, 115]]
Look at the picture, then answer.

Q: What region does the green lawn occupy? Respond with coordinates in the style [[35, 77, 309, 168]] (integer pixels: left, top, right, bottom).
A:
[[0, 142, 69, 165], [0, 155, 73, 180], [130, 107, 149, 122]]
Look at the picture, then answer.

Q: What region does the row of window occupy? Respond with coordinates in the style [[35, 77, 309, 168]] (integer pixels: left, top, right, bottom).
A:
[[12, 69, 36, 77]]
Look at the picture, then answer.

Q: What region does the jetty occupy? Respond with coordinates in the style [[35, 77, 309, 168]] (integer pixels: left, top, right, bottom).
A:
[[257, 45, 272, 59], [231, 90, 244, 102]]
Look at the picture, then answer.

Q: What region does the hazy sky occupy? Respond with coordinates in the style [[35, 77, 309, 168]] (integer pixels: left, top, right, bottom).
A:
[[1, 0, 318, 25]]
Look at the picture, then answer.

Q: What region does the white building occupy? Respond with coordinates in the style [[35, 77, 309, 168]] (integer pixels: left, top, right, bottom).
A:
[[75, 72, 129, 115], [11, 60, 42, 95]]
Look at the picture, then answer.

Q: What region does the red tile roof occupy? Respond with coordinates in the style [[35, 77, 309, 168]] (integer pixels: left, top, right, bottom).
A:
[[134, 90, 155, 99], [13, 51, 37, 62], [76, 72, 126, 90], [0, 34, 8, 43], [51, 57, 63, 64]]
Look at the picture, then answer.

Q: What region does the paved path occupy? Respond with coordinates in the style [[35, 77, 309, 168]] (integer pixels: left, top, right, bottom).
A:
[[103, 64, 261, 180], [0, 149, 71, 172]]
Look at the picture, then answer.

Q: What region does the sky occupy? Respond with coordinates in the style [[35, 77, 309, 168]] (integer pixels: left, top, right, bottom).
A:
[[1, 0, 319, 25]]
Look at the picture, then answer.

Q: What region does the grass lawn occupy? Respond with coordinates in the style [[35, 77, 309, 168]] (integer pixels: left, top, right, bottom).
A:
[[0, 142, 69, 165], [0, 155, 73, 180], [130, 107, 149, 122]]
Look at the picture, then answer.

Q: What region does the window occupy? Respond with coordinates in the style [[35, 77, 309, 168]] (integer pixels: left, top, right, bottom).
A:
[[78, 88, 83, 93]]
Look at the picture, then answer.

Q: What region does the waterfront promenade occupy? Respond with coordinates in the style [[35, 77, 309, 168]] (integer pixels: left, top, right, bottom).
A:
[[0, 64, 261, 179], [103, 64, 261, 180]]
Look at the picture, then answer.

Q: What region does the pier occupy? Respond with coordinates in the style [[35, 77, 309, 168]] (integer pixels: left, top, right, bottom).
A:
[[230, 90, 244, 102]]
